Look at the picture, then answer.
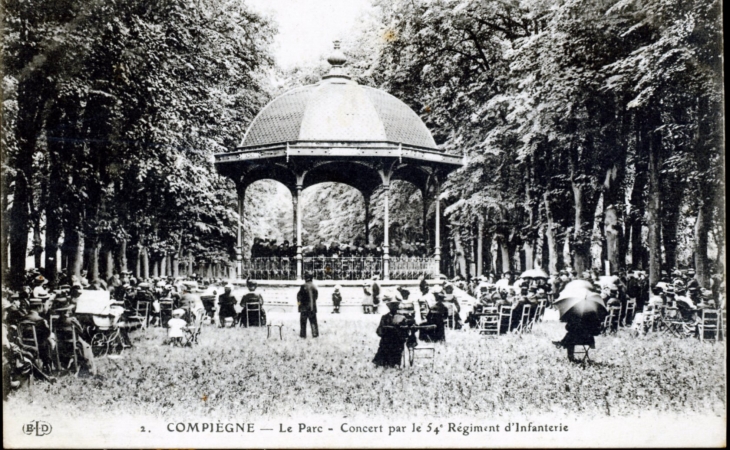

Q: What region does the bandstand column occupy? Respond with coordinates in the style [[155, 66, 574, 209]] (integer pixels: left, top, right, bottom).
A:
[[295, 184, 303, 280], [477, 216, 484, 277], [236, 184, 245, 279], [434, 178, 441, 276], [382, 184, 390, 280], [364, 194, 371, 245]]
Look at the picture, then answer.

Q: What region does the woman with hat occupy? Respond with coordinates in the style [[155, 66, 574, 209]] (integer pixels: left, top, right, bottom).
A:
[[217, 284, 237, 327], [239, 279, 266, 327], [372, 294, 409, 368]]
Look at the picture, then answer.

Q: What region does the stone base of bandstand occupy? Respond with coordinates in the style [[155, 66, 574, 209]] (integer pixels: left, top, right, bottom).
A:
[[224, 279, 476, 315]]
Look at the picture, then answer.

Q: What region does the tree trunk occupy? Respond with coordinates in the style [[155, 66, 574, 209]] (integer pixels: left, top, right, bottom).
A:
[[104, 247, 114, 280], [88, 238, 100, 282], [452, 232, 467, 279], [134, 246, 141, 279], [141, 247, 149, 280], [570, 180, 591, 274], [68, 229, 85, 280], [543, 192, 559, 274], [117, 238, 128, 273], [605, 205, 620, 274], [694, 203, 711, 288], [646, 126, 662, 286], [628, 165, 647, 270], [172, 251, 179, 278], [44, 211, 62, 287], [499, 236, 510, 274]]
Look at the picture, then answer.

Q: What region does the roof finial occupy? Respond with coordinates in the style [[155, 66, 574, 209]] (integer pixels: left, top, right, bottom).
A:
[[323, 40, 350, 80]]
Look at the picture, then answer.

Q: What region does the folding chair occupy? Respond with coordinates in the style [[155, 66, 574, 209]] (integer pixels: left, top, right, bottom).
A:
[[477, 307, 500, 336], [245, 303, 263, 327], [158, 299, 174, 327], [443, 303, 457, 330], [267, 323, 284, 339], [534, 299, 547, 323], [18, 321, 42, 368], [498, 304, 512, 334], [183, 314, 203, 346], [514, 305, 532, 334], [661, 307, 690, 338], [403, 325, 436, 368], [602, 306, 621, 335], [697, 309, 720, 342], [55, 326, 80, 376], [128, 300, 150, 329], [623, 299, 637, 327], [569, 344, 593, 364]]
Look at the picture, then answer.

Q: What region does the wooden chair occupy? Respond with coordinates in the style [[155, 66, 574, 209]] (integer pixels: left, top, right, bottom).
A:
[[477, 307, 500, 336], [17, 321, 42, 368], [267, 323, 284, 340], [55, 326, 80, 376], [697, 309, 720, 342], [602, 306, 621, 335], [498, 304, 512, 334], [514, 304, 532, 334], [569, 344, 592, 364], [661, 307, 690, 338], [183, 314, 203, 346], [245, 302, 263, 327], [404, 325, 437, 368], [622, 299, 637, 327], [128, 300, 150, 329], [158, 299, 174, 327]]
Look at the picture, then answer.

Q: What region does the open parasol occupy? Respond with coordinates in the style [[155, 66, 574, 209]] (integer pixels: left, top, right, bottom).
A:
[[520, 268, 549, 279], [554, 280, 607, 323]]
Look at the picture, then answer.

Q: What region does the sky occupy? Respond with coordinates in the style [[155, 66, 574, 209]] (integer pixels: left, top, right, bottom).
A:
[[245, 0, 375, 69]]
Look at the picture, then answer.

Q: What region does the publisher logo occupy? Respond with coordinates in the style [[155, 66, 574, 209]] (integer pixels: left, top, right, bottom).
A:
[[22, 421, 52, 436]]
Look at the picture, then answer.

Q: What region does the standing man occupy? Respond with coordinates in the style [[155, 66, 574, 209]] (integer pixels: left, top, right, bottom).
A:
[[297, 272, 319, 338]]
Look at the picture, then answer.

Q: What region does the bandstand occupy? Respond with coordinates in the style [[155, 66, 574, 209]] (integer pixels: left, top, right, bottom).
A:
[[214, 42, 462, 281]]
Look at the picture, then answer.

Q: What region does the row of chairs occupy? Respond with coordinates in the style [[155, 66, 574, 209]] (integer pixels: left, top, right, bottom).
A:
[[642, 305, 723, 341], [601, 299, 638, 335], [477, 300, 548, 336], [17, 319, 82, 376]]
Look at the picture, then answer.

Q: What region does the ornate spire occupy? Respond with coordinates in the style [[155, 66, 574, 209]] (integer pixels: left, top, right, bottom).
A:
[[323, 40, 350, 80]]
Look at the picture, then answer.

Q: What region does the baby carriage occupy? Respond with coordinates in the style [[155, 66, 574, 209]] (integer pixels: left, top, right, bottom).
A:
[[74, 291, 127, 357]]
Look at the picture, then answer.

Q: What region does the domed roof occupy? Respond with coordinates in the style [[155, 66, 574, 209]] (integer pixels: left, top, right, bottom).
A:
[[239, 44, 438, 151]]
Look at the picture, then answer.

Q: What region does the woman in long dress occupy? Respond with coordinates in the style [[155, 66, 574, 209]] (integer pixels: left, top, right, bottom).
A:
[[372, 298, 409, 367]]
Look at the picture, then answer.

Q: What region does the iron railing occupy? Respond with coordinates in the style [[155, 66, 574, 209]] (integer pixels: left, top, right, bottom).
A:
[[239, 257, 436, 280]]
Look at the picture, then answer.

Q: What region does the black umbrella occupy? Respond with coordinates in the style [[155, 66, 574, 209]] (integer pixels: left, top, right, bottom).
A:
[[554, 280, 608, 323]]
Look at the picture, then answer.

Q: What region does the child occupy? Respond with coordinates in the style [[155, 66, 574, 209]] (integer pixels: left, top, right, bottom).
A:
[[332, 285, 342, 314], [167, 309, 187, 346]]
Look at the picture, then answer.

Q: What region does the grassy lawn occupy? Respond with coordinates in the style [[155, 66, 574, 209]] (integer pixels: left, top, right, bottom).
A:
[[5, 311, 725, 422]]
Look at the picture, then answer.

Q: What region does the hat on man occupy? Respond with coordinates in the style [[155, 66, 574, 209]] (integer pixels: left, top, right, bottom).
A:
[[172, 309, 185, 317], [396, 286, 410, 299], [33, 276, 48, 285], [334, 285, 341, 292]]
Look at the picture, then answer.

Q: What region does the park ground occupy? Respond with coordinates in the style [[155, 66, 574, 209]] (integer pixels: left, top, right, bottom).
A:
[[4, 309, 726, 424]]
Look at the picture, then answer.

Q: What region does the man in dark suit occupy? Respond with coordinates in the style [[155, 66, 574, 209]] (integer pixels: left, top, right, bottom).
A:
[[297, 272, 319, 338]]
